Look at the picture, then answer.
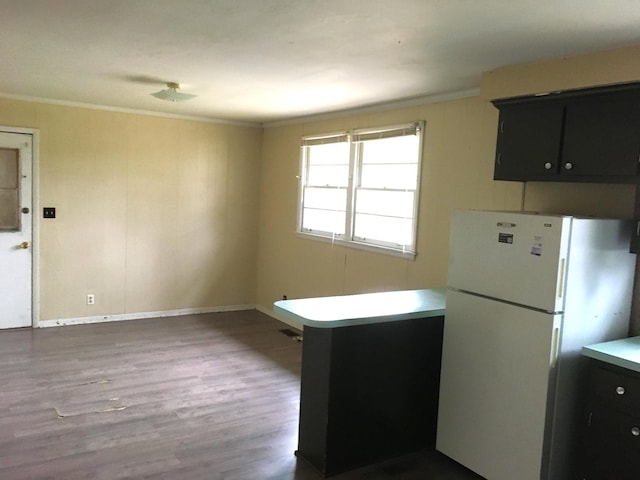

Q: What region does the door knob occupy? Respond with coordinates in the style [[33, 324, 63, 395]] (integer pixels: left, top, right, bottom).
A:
[[19, 241, 29, 249]]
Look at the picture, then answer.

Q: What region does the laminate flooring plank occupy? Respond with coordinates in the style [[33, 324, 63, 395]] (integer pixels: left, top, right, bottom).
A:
[[0, 310, 481, 480]]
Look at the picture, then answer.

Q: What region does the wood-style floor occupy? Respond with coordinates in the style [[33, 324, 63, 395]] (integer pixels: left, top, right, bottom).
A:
[[0, 310, 483, 480]]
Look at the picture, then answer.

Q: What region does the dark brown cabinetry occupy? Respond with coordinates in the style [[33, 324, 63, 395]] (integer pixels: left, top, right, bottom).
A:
[[493, 83, 640, 183], [494, 102, 564, 181], [296, 317, 444, 476], [580, 359, 640, 480]]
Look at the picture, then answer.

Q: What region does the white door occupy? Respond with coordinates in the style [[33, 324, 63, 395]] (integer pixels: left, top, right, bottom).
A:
[[447, 209, 571, 312], [436, 290, 561, 480], [0, 131, 33, 329]]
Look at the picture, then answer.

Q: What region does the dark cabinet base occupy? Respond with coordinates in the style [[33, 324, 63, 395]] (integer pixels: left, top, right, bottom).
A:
[[579, 359, 640, 480], [296, 316, 444, 477]]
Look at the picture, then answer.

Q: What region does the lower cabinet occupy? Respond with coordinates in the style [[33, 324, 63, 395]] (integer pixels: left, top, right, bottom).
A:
[[296, 316, 444, 477], [580, 359, 640, 479]]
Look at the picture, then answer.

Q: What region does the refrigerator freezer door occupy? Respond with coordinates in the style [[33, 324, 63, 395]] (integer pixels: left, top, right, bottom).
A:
[[447, 210, 571, 313], [437, 290, 560, 480]]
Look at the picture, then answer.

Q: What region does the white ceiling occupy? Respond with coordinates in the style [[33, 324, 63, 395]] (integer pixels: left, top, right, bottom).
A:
[[2, 0, 640, 125]]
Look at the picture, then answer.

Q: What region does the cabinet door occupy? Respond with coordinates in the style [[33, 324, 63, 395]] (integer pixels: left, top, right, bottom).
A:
[[561, 92, 640, 178], [582, 403, 640, 480], [494, 103, 564, 181]]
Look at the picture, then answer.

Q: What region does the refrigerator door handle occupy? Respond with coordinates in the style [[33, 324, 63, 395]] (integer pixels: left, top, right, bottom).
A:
[[550, 327, 560, 368], [556, 258, 566, 299]]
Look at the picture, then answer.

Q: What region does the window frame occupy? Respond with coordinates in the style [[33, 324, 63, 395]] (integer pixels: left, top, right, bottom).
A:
[[297, 121, 424, 259]]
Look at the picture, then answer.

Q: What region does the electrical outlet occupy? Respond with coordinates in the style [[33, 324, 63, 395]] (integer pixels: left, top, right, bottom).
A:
[[87, 294, 95, 305]]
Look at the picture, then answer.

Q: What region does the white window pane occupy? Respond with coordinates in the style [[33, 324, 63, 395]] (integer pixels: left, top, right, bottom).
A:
[[307, 165, 349, 187], [302, 208, 346, 235], [308, 142, 350, 165], [360, 136, 419, 164], [0, 148, 19, 231], [299, 122, 423, 256], [304, 187, 347, 210], [360, 164, 418, 189], [354, 213, 413, 245], [355, 189, 414, 218]]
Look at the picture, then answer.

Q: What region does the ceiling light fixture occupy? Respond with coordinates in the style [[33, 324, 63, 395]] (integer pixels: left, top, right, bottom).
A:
[[151, 82, 197, 102]]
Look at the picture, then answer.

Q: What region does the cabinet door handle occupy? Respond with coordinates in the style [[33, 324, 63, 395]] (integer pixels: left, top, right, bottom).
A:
[[544, 162, 553, 170], [632, 426, 640, 436], [564, 162, 574, 170], [500, 120, 504, 134], [616, 386, 626, 395], [496, 153, 501, 166]]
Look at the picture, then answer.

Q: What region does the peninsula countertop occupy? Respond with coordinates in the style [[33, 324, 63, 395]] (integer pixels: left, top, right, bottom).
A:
[[273, 288, 446, 328]]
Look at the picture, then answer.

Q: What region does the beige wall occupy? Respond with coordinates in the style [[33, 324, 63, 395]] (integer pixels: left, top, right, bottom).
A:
[[0, 98, 262, 322], [256, 97, 524, 311], [480, 44, 640, 101], [3, 43, 640, 333], [258, 44, 640, 335]]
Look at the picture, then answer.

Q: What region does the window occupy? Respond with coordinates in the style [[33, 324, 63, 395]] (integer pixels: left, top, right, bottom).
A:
[[0, 148, 20, 231], [298, 122, 424, 258]]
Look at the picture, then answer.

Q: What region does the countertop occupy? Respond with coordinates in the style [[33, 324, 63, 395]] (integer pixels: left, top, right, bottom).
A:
[[273, 288, 446, 328], [582, 336, 640, 373]]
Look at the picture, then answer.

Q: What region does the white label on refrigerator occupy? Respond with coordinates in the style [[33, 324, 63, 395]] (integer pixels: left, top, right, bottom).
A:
[[531, 236, 543, 256]]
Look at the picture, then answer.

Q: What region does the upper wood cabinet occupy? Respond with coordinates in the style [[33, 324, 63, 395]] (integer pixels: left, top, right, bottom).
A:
[[493, 83, 640, 183]]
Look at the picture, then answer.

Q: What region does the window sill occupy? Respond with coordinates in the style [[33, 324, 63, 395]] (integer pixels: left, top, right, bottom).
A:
[[296, 231, 416, 260]]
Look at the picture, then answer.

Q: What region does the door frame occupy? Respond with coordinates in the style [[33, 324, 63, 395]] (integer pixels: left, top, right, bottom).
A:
[[1, 126, 39, 328]]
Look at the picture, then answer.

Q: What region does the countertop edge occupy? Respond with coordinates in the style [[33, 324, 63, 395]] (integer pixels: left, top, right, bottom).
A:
[[272, 288, 446, 329], [273, 305, 445, 329], [582, 337, 640, 373]]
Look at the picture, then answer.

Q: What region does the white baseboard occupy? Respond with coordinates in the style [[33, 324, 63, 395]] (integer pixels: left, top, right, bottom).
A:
[[256, 304, 303, 331], [37, 304, 256, 328]]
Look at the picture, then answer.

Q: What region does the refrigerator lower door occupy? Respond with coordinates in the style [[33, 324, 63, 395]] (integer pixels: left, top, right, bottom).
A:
[[437, 290, 561, 480]]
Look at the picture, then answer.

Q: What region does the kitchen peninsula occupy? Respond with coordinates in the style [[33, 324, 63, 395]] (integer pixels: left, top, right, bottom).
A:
[[274, 289, 446, 477]]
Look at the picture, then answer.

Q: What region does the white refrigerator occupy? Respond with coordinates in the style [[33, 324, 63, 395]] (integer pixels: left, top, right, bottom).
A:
[[436, 210, 636, 480]]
